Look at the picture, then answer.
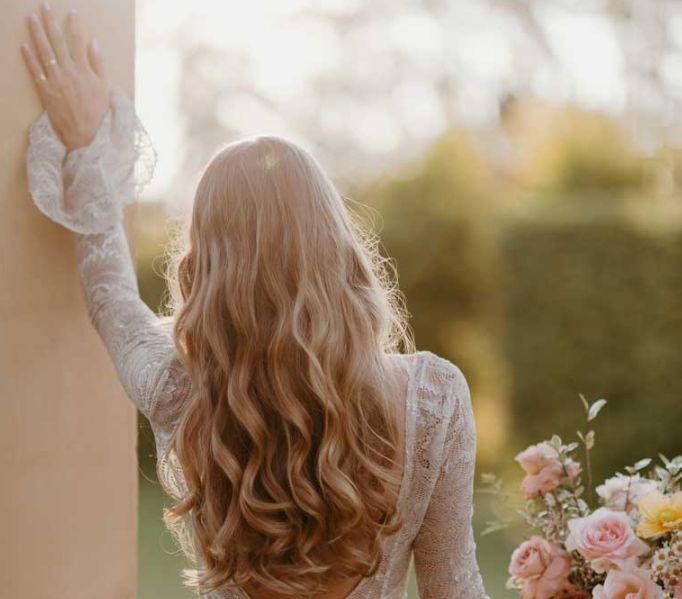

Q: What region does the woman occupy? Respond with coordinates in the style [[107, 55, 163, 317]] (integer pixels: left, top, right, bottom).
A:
[[21, 4, 489, 598]]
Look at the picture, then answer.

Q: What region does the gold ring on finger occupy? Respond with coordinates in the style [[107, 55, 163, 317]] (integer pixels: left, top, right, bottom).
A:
[[36, 72, 47, 83], [45, 57, 58, 68]]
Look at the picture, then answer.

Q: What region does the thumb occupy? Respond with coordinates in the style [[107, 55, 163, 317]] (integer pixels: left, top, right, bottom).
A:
[[88, 38, 107, 80]]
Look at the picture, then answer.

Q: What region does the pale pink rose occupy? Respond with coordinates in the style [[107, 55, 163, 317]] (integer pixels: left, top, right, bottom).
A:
[[515, 443, 564, 498], [565, 508, 650, 573], [592, 567, 665, 599], [509, 536, 572, 599], [596, 474, 659, 513], [521, 462, 565, 498], [516, 443, 560, 475]]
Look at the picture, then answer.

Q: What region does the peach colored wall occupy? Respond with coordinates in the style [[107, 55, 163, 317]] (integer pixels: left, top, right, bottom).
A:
[[0, 2, 137, 598]]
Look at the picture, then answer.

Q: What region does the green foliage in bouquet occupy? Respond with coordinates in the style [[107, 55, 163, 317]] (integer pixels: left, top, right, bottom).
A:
[[480, 397, 682, 598]]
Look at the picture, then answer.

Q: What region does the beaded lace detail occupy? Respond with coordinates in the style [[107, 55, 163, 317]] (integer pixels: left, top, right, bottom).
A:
[[24, 87, 489, 599]]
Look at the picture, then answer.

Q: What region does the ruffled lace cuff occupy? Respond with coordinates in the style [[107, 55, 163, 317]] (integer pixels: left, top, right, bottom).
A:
[[25, 83, 157, 235]]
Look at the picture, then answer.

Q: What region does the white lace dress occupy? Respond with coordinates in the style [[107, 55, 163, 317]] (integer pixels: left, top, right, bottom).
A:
[[24, 84, 490, 599]]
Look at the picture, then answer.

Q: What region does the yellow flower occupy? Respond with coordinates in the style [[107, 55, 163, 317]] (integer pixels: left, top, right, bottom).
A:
[[636, 490, 682, 539]]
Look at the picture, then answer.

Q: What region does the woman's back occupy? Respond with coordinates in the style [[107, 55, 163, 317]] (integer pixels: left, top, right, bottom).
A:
[[147, 348, 487, 599]]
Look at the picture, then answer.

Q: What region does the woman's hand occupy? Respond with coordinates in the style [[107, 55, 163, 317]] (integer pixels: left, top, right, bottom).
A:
[[20, 2, 111, 152]]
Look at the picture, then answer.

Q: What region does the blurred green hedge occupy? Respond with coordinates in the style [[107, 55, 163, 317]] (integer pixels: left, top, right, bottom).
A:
[[500, 205, 682, 478]]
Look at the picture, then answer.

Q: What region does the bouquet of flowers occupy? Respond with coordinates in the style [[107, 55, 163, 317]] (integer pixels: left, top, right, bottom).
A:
[[481, 396, 682, 599]]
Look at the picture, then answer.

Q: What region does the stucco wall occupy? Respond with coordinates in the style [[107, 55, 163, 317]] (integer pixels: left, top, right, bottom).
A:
[[0, 2, 137, 598]]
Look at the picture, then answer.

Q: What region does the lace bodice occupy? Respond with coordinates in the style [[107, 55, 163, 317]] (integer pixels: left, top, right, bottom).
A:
[[24, 84, 489, 599]]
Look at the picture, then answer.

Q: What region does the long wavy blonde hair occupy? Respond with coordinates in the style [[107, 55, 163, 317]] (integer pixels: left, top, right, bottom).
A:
[[158, 135, 414, 597]]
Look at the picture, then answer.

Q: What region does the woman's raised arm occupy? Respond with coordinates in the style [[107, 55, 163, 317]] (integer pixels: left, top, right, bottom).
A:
[[21, 3, 189, 427], [73, 222, 188, 426]]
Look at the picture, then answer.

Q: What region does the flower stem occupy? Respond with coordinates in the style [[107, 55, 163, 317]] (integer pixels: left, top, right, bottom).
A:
[[585, 440, 593, 505], [623, 477, 632, 512]]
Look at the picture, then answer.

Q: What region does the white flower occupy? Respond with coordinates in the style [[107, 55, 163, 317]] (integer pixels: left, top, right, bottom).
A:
[[596, 474, 658, 513], [651, 530, 682, 595]]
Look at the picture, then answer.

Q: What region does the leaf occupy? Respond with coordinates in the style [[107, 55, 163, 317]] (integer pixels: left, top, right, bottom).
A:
[[633, 458, 652, 472], [587, 399, 607, 422], [577, 431, 585, 443], [565, 442, 579, 452], [481, 521, 509, 536], [667, 456, 682, 474], [659, 453, 670, 466], [551, 435, 562, 449], [579, 393, 590, 413], [655, 466, 670, 481]]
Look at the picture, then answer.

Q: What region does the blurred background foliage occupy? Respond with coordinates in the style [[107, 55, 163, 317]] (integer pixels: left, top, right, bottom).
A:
[[504, 103, 656, 196], [358, 132, 497, 385], [501, 205, 682, 477], [134, 0, 682, 597]]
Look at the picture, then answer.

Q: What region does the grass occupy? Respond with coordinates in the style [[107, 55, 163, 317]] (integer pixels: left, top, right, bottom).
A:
[[138, 477, 190, 599], [138, 476, 517, 598]]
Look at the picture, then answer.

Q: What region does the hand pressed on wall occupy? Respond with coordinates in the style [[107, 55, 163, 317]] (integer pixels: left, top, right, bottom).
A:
[[20, 2, 110, 152]]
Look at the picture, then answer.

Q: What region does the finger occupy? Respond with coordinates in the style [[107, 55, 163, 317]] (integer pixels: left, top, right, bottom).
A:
[[40, 2, 71, 67], [21, 43, 49, 101], [87, 38, 107, 81], [65, 8, 87, 68], [27, 11, 59, 75]]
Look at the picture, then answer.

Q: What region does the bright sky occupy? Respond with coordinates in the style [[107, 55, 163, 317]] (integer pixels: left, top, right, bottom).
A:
[[134, 0, 680, 201]]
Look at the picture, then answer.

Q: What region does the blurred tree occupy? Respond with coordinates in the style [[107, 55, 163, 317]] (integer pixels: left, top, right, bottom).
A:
[[607, 1, 682, 156], [501, 100, 653, 197], [153, 0, 682, 212], [359, 131, 498, 388], [154, 0, 549, 211]]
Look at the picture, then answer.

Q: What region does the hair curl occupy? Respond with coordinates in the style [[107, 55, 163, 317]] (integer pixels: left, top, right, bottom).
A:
[[158, 136, 414, 596]]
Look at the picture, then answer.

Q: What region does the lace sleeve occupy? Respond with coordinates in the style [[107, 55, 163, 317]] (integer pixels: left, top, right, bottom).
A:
[[74, 225, 187, 425], [26, 84, 156, 235], [412, 364, 490, 599], [25, 84, 187, 427]]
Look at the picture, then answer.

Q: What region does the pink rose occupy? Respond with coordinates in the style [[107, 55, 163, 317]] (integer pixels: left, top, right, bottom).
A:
[[515, 442, 560, 475], [592, 567, 665, 599], [565, 508, 650, 573], [509, 536, 572, 599], [515, 443, 565, 498]]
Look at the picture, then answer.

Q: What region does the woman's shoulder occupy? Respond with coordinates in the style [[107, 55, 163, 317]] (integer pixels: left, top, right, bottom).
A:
[[386, 350, 467, 391], [385, 350, 469, 419]]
